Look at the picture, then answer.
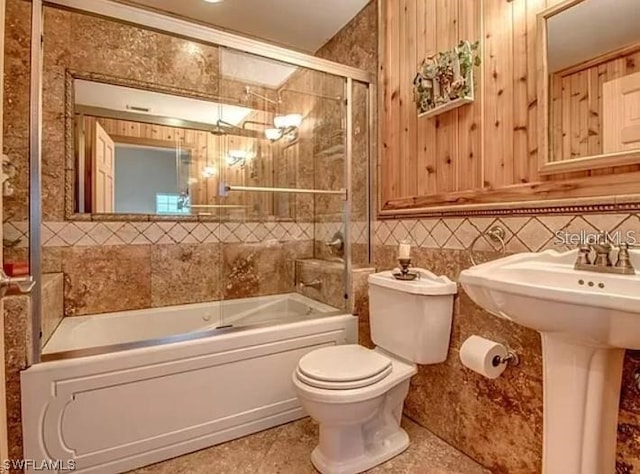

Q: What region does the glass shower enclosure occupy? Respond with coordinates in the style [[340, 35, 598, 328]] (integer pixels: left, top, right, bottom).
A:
[[20, 0, 375, 361]]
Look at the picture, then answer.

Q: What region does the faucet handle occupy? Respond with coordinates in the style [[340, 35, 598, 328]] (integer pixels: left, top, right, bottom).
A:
[[324, 231, 344, 255], [615, 242, 636, 273], [596, 231, 613, 246], [576, 244, 591, 265]]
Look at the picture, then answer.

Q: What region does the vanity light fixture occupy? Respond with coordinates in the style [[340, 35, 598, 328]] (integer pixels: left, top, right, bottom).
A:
[[226, 150, 249, 167], [264, 128, 283, 141], [203, 0, 224, 3], [274, 114, 302, 129], [264, 114, 302, 142], [201, 166, 217, 178]]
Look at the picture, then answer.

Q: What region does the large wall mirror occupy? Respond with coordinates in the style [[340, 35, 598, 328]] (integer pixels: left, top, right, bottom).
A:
[[539, 0, 640, 175], [52, 18, 349, 223], [70, 73, 299, 221], [71, 77, 301, 218]]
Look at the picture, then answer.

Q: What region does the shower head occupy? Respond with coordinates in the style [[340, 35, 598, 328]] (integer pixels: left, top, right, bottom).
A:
[[211, 119, 240, 136], [210, 125, 228, 136]]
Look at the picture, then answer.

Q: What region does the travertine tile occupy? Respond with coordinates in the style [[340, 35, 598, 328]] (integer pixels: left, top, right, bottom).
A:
[[616, 353, 640, 473], [351, 267, 375, 347], [129, 417, 490, 474], [3, 294, 31, 463], [130, 421, 277, 474], [41, 272, 64, 344], [150, 243, 223, 307], [296, 258, 345, 310], [371, 243, 640, 473], [430, 221, 453, 247], [61, 245, 152, 316], [222, 241, 312, 300], [516, 218, 554, 251], [3, 0, 32, 223]]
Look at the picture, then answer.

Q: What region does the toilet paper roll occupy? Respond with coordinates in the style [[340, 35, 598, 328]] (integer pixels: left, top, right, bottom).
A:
[[459, 335, 508, 379]]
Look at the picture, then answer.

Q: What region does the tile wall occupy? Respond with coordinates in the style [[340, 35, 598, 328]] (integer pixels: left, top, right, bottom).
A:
[[2, 0, 371, 318], [370, 213, 640, 473]]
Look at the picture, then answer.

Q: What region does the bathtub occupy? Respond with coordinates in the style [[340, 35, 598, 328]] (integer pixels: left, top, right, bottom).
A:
[[21, 293, 357, 473]]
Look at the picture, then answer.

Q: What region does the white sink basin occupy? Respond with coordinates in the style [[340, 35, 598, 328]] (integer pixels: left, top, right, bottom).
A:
[[459, 248, 640, 474], [460, 248, 640, 349]]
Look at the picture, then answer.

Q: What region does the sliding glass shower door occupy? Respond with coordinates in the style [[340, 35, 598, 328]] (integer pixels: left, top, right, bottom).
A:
[[215, 47, 350, 329]]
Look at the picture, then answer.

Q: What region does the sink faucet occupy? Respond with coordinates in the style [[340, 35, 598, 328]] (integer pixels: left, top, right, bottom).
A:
[[574, 232, 635, 275]]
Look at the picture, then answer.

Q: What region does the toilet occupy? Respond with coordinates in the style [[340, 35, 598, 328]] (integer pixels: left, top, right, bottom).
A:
[[292, 269, 457, 474]]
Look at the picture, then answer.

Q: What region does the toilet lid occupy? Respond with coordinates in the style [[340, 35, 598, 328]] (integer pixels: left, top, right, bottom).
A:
[[296, 364, 393, 390], [297, 345, 392, 389]]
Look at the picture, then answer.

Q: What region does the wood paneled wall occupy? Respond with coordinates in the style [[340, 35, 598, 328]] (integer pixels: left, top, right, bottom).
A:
[[80, 116, 281, 218], [551, 45, 640, 162], [379, 0, 640, 214], [382, 0, 483, 200]]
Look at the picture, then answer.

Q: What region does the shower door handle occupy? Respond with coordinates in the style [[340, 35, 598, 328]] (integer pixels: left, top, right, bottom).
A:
[[0, 269, 36, 295]]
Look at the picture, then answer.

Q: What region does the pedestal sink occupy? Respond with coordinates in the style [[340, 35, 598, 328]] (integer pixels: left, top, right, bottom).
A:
[[459, 248, 640, 474]]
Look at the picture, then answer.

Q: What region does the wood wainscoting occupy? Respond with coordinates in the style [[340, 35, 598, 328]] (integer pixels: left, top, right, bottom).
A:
[[378, 0, 640, 217]]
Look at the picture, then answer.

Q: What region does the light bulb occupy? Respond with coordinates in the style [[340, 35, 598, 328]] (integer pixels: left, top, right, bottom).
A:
[[265, 128, 283, 141], [228, 150, 248, 159], [201, 166, 217, 178], [273, 115, 288, 129], [284, 114, 302, 128]]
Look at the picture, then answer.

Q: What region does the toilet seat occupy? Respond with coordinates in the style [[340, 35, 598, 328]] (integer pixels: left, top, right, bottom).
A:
[[296, 345, 392, 390], [295, 365, 393, 390]]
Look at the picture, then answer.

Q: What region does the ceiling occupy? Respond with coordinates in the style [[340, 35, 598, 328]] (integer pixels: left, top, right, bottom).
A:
[[75, 80, 252, 126], [547, 0, 640, 72], [220, 48, 296, 88], [123, 0, 370, 53]]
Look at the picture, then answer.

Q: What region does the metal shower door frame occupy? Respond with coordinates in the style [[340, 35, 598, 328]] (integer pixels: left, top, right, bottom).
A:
[[28, 0, 376, 363]]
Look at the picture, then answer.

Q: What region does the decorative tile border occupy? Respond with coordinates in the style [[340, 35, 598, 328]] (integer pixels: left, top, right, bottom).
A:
[[4, 221, 370, 248], [316, 222, 368, 245], [8, 215, 637, 251], [373, 214, 640, 252], [4, 221, 315, 248]]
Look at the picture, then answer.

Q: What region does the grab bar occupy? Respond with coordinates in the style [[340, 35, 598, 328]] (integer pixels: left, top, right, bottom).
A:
[[221, 184, 347, 199]]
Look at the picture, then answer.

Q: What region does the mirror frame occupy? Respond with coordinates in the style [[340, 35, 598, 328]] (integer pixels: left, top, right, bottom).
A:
[[537, 0, 640, 176], [64, 69, 290, 222]]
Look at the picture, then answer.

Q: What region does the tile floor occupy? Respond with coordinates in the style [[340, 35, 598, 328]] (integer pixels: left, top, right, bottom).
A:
[[130, 417, 490, 474]]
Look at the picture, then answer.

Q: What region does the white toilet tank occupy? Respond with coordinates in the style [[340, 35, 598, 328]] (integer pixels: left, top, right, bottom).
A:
[[368, 269, 457, 364]]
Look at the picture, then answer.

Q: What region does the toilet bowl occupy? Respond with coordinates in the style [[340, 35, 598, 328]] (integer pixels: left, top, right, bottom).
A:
[[293, 345, 417, 474], [293, 269, 457, 474]]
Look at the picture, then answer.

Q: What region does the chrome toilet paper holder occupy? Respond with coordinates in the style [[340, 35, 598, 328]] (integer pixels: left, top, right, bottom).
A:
[[491, 349, 520, 368]]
